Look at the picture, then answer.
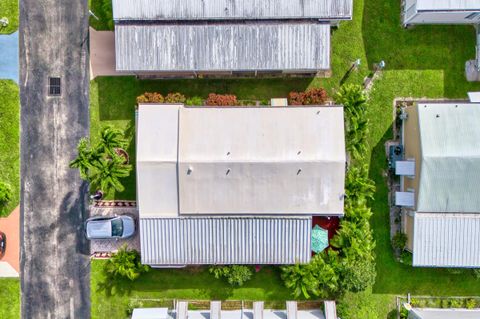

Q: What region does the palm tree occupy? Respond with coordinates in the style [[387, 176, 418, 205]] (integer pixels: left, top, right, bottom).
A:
[[104, 245, 149, 281], [69, 138, 101, 181], [90, 154, 132, 193], [345, 165, 375, 206], [96, 126, 128, 156]]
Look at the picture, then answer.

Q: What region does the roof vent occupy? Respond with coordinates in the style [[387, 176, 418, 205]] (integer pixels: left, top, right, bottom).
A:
[[48, 77, 61, 96]]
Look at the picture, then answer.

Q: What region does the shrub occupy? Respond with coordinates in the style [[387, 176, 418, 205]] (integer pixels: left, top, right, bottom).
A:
[[399, 251, 412, 265], [205, 93, 238, 106], [447, 299, 464, 308], [104, 245, 150, 281], [186, 96, 204, 106], [209, 265, 253, 286], [341, 258, 376, 293], [288, 88, 329, 105], [473, 269, 480, 279], [392, 232, 408, 250], [466, 298, 477, 309], [136, 92, 164, 104], [127, 300, 144, 316], [165, 92, 186, 104], [335, 84, 369, 160], [0, 182, 12, 205]]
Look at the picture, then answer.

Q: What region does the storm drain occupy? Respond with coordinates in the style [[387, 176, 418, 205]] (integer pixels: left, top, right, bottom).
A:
[[48, 77, 61, 96]]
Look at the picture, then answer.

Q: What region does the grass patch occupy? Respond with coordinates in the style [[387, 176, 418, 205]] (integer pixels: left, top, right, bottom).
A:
[[89, 0, 113, 31], [0, 0, 18, 34], [91, 260, 292, 319], [0, 80, 20, 216], [0, 278, 20, 318]]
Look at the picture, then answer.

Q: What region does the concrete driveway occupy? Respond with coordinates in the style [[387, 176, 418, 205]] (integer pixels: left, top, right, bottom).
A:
[[20, 0, 91, 318]]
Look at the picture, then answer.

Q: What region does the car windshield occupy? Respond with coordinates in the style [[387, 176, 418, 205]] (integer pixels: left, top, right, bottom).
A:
[[111, 218, 123, 237]]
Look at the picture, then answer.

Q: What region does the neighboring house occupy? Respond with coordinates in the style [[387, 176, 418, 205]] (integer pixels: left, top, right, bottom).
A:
[[409, 308, 480, 319], [402, 0, 480, 80], [136, 104, 346, 267], [403, 0, 480, 25], [112, 0, 353, 77], [396, 98, 480, 268]]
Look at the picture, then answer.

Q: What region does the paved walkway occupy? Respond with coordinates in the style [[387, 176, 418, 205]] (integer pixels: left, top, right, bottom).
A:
[[90, 206, 140, 254], [0, 31, 19, 82], [89, 28, 133, 80], [0, 206, 20, 276]]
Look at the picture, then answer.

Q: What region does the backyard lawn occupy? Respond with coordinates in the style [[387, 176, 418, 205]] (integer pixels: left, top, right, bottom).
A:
[[90, 0, 480, 317], [0, 0, 19, 34], [0, 80, 20, 217]]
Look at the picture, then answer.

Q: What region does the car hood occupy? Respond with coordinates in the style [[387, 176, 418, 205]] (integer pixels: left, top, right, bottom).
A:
[[121, 217, 135, 238], [86, 220, 112, 239]]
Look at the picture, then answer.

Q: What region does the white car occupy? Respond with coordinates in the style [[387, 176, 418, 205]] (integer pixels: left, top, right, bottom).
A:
[[85, 215, 135, 240]]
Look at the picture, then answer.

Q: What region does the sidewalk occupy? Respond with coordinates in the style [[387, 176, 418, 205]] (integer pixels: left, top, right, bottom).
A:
[[89, 27, 133, 80], [0, 206, 20, 276]]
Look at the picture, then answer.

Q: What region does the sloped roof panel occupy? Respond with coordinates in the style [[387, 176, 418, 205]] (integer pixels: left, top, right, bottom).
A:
[[140, 217, 312, 265], [115, 23, 330, 72], [112, 0, 353, 21]]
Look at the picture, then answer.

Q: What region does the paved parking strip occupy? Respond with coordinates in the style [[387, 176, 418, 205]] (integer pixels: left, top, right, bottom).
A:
[[20, 0, 90, 318]]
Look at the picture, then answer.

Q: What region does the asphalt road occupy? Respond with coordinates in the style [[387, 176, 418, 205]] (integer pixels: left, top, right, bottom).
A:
[[19, 0, 91, 318]]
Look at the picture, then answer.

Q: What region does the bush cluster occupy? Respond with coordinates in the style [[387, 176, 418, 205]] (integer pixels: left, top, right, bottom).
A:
[[209, 265, 253, 286], [104, 245, 150, 281], [205, 93, 239, 106], [165, 92, 186, 104], [392, 232, 408, 250], [281, 85, 376, 299], [288, 88, 329, 105], [0, 182, 12, 206], [136, 92, 165, 104], [335, 84, 369, 160]]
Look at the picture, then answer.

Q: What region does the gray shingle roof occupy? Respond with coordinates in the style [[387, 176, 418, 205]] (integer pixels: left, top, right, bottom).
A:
[[115, 23, 330, 72], [140, 217, 312, 265], [112, 0, 353, 21]]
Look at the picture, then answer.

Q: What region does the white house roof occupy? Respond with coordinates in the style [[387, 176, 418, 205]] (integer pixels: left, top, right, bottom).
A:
[[112, 0, 353, 21], [416, 103, 480, 213], [409, 308, 480, 319], [136, 105, 346, 217], [115, 23, 330, 72], [413, 213, 480, 268], [415, 0, 480, 11], [140, 217, 312, 265]]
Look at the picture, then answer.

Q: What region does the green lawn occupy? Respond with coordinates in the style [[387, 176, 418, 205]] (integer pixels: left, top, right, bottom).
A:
[[91, 261, 293, 319], [0, 80, 20, 217], [88, 0, 480, 318], [0, 0, 19, 34], [89, 0, 113, 31], [0, 278, 20, 318]]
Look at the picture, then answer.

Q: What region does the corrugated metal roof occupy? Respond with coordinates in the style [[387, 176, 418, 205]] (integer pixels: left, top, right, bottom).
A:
[[413, 213, 480, 267], [115, 23, 330, 72], [140, 217, 312, 265], [409, 308, 480, 319], [416, 0, 480, 11], [112, 0, 353, 21], [416, 103, 480, 213], [136, 105, 345, 218]]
